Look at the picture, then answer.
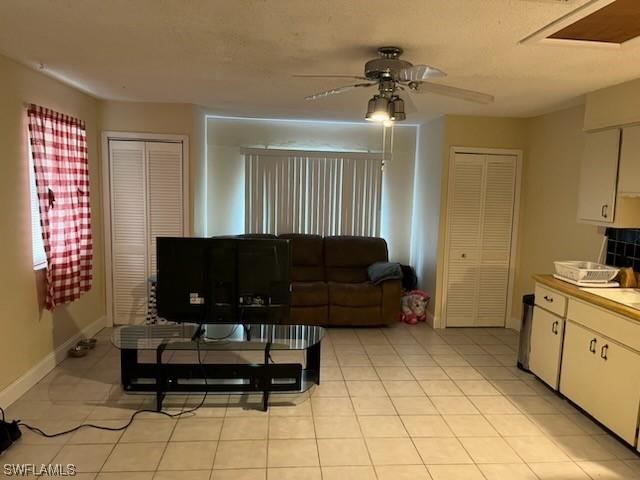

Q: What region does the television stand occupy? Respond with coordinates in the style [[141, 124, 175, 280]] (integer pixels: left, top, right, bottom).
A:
[[112, 323, 324, 412]]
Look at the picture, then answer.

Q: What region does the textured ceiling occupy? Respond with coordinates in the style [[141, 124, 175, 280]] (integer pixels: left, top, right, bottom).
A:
[[1, 0, 639, 121]]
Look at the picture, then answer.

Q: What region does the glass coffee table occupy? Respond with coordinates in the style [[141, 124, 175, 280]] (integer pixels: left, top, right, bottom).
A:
[[112, 323, 325, 411]]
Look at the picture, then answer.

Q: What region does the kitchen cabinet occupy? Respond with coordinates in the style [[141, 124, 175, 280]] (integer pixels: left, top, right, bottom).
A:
[[576, 127, 640, 227], [529, 277, 640, 447], [576, 128, 620, 224], [560, 319, 640, 445], [529, 305, 565, 389], [618, 125, 640, 197]]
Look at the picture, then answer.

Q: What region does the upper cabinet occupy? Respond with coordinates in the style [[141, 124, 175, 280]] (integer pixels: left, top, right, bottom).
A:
[[577, 129, 620, 224], [618, 125, 640, 197], [577, 127, 640, 227]]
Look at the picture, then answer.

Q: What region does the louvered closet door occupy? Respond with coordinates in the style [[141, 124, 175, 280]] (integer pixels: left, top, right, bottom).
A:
[[444, 154, 484, 327], [109, 140, 185, 325], [147, 142, 184, 274], [109, 141, 148, 325], [444, 153, 517, 328], [477, 155, 516, 327]]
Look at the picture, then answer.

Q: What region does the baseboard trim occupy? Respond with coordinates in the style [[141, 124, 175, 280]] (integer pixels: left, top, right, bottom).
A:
[[426, 310, 436, 329], [0, 315, 106, 408]]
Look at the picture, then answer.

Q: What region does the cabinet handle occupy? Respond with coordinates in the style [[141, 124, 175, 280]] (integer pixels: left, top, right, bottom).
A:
[[543, 295, 553, 303], [601, 204, 608, 219], [551, 320, 559, 335], [589, 338, 597, 353], [600, 344, 609, 360]]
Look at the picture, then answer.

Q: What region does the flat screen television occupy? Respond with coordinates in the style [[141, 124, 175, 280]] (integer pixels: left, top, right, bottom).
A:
[[156, 237, 290, 324]]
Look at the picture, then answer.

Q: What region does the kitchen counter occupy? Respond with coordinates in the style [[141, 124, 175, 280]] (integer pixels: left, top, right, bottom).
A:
[[533, 274, 640, 323]]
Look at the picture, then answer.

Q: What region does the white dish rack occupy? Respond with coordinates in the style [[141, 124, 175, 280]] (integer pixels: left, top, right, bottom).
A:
[[553, 261, 619, 284]]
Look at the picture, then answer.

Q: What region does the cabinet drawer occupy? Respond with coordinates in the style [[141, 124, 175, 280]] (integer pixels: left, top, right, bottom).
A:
[[567, 299, 640, 352], [535, 284, 567, 317]]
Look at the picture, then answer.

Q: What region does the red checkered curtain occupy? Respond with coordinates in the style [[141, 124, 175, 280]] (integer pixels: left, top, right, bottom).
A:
[[27, 104, 93, 309]]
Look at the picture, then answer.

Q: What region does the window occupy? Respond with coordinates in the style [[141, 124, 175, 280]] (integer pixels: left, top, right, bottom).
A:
[[28, 143, 47, 269], [244, 148, 383, 236]]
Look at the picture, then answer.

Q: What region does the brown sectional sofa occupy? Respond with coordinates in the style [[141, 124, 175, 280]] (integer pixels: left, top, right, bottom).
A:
[[241, 233, 401, 326]]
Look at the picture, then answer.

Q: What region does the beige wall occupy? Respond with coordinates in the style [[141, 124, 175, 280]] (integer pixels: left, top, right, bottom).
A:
[[584, 78, 640, 132], [410, 117, 444, 322], [0, 54, 105, 392], [99, 101, 206, 235], [421, 109, 606, 329], [514, 106, 603, 322], [206, 117, 418, 263], [432, 115, 529, 326]]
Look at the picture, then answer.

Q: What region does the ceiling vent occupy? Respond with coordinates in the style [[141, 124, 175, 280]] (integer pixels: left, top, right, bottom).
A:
[[520, 0, 640, 47]]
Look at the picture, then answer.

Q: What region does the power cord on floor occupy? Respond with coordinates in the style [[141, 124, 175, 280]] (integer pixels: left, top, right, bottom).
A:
[[7, 334, 211, 439]]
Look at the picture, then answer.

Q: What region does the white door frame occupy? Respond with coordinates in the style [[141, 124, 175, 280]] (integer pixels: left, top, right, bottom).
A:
[[101, 131, 190, 327], [440, 146, 522, 330]]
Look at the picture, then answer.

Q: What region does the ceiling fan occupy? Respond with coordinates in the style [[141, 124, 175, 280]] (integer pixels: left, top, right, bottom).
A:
[[295, 46, 494, 123]]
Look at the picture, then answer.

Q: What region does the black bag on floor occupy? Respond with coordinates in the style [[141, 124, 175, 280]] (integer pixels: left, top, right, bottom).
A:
[[400, 264, 417, 291], [0, 408, 21, 454]]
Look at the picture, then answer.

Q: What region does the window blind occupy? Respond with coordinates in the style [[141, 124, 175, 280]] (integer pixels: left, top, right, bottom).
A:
[[28, 143, 47, 270], [244, 148, 383, 236]]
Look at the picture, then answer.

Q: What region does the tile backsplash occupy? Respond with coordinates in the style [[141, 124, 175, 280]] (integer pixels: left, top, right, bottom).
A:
[[605, 228, 640, 271]]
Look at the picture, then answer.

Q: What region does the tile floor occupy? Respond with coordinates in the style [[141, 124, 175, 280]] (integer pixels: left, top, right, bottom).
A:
[[2, 322, 639, 479]]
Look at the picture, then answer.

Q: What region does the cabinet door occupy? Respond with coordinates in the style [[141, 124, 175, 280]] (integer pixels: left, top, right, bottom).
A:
[[589, 338, 640, 444], [577, 129, 620, 224], [109, 140, 148, 325], [477, 156, 516, 327], [561, 321, 640, 445], [560, 321, 600, 415], [618, 125, 640, 197], [147, 142, 185, 274], [444, 154, 484, 327], [529, 306, 564, 389]]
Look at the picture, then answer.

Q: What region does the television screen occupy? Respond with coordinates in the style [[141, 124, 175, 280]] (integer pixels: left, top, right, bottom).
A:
[[237, 239, 291, 323], [156, 237, 290, 324], [156, 237, 210, 323]]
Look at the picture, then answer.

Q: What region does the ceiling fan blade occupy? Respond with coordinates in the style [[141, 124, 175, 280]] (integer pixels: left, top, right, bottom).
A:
[[304, 83, 375, 101], [409, 81, 494, 104], [398, 64, 446, 82], [294, 74, 369, 81], [401, 92, 418, 114]]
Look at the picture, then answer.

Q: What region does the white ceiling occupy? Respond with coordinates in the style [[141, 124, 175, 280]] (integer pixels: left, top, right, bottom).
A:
[[1, 0, 639, 121]]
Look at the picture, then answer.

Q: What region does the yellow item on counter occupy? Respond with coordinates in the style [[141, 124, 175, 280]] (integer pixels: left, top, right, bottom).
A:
[[618, 267, 637, 288]]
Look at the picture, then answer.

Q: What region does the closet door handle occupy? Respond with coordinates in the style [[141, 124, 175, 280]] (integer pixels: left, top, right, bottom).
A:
[[551, 321, 559, 335], [600, 344, 609, 360], [543, 295, 553, 303], [601, 204, 608, 219], [589, 338, 597, 353]]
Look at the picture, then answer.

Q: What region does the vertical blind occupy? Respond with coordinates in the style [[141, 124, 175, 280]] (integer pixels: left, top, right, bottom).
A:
[[244, 148, 383, 236]]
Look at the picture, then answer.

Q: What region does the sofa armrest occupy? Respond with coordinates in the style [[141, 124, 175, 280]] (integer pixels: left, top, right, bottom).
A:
[[380, 279, 402, 325]]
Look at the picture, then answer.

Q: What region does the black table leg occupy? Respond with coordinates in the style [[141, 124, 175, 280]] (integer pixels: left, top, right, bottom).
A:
[[156, 344, 168, 411], [262, 342, 271, 412], [120, 349, 137, 390], [306, 340, 321, 385]]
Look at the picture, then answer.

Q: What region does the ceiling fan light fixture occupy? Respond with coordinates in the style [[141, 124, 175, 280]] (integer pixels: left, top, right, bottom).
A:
[[388, 96, 406, 121], [365, 95, 390, 122]]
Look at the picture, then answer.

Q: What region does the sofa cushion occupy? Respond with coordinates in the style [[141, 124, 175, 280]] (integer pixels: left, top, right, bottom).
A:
[[291, 281, 328, 306], [278, 233, 324, 281], [328, 281, 381, 307], [324, 236, 389, 283]]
